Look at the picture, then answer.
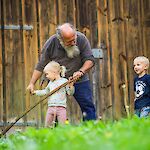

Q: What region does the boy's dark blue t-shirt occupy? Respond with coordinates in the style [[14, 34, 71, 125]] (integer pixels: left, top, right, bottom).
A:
[[134, 74, 150, 109]]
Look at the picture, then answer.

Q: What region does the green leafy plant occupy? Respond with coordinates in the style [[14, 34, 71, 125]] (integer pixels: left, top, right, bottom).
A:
[[0, 117, 150, 150]]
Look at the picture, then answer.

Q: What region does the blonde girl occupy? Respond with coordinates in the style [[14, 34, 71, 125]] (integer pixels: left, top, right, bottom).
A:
[[33, 61, 74, 127]]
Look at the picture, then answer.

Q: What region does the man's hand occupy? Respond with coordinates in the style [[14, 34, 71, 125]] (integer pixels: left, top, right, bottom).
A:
[[27, 70, 42, 93], [68, 70, 84, 84], [73, 70, 84, 77], [27, 83, 35, 94]]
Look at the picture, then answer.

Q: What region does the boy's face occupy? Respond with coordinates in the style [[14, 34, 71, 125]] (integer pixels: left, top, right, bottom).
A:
[[133, 60, 147, 77]]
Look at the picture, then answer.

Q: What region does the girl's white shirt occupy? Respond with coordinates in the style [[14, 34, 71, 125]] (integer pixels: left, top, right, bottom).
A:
[[34, 77, 74, 107]]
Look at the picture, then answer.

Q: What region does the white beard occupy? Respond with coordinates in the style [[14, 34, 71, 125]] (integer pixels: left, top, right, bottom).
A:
[[63, 44, 80, 58], [57, 35, 80, 58]]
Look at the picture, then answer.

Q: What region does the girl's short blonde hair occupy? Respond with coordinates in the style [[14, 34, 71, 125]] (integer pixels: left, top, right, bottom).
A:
[[44, 61, 66, 77], [134, 56, 149, 69]]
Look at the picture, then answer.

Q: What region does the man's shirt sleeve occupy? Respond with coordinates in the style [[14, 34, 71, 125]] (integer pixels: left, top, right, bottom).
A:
[[78, 33, 95, 65]]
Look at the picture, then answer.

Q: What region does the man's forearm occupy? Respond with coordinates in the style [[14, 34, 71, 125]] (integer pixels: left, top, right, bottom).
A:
[[79, 60, 94, 73], [29, 70, 42, 85]]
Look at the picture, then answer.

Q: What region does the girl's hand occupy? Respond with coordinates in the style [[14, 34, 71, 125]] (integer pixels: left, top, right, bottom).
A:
[[31, 90, 36, 95], [69, 81, 74, 87]]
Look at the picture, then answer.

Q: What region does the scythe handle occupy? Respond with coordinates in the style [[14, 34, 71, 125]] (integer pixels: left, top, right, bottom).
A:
[[0, 75, 80, 138]]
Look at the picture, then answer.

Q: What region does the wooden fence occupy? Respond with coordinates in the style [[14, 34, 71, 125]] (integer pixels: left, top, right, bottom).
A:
[[0, 0, 150, 128]]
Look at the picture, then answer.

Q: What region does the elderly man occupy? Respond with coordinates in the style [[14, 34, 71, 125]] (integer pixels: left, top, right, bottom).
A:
[[27, 23, 96, 121]]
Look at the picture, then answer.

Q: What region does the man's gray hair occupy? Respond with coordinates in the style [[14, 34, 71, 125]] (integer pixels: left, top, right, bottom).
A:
[[56, 23, 76, 39]]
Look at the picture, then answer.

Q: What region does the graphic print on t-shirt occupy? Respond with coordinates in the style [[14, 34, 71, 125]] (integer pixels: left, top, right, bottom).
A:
[[135, 81, 146, 99]]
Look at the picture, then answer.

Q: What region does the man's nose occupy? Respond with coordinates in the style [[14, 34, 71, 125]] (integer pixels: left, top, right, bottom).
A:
[[70, 40, 76, 46]]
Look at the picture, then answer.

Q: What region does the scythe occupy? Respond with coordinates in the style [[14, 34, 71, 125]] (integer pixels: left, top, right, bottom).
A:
[[0, 76, 79, 138]]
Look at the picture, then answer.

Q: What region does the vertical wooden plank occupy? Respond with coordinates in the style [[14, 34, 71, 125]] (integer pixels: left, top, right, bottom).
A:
[[2, 0, 27, 125], [34, 0, 44, 125], [0, 0, 4, 122], [88, 0, 99, 118], [37, 0, 57, 125], [0, 0, 2, 122], [73, 0, 76, 26], [137, 0, 144, 55], [65, 0, 81, 123], [88, 0, 101, 120], [38, 0, 57, 48], [123, 0, 142, 113], [108, 0, 124, 119], [3, 0, 14, 124], [77, 0, 90, 28], [58, 0, 67, 24], [123, 0, 133, 113], [141, 0, 150, 62], [56, 0, 82, 123], [11, 0, 25, 122], [119, 0, 129, 117], [58, 0, 76, 24], [21, 0, 39, 125], [66, 0, 76, 24], [1, 0, 20, 124], [88, 0, 97, 47], [74, 0, 80, 27], [96, 0, 113, 119]]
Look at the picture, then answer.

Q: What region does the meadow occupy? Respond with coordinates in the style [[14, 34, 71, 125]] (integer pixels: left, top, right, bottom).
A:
[[0, 117, 150, 150]]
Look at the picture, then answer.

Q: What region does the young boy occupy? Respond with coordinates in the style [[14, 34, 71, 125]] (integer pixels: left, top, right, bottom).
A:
[[33, 61, 75, 127], [133, 56, 150, 117]]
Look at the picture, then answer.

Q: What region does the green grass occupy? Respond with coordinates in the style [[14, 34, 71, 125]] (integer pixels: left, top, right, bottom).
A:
[[0, 117, 150, 150]]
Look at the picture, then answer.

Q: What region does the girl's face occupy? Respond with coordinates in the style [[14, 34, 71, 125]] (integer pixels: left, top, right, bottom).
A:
[[133, 60, 147, 77], [45, 68, 58, 81]]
